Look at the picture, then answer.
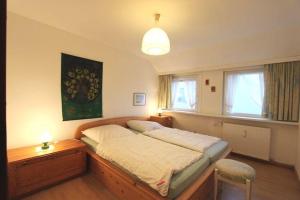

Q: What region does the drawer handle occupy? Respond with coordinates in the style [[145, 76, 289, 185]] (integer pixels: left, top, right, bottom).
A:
[[47, 156, 54, 160], [20, 161, 29, 166]]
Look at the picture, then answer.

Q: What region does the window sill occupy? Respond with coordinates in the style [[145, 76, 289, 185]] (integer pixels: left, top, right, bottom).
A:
[[163, 110, 299, 126]]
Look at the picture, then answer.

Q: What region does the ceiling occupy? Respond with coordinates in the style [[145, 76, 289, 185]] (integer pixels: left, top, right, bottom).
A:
[[8, 0, 300, 73]]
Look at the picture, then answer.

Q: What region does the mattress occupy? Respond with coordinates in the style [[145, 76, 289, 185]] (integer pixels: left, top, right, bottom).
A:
[[81, 136, 98, 152], [168, 154, 209, 199], [128, 127, 228, 162], [81, 136, 227, 198], [205, 140, 229, 162]]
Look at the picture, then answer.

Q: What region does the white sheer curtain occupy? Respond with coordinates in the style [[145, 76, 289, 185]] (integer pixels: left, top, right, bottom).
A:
[[224, 73, 238, 114], [224, 69, 265, 117], [171, 80, 179, 108], [171, 79, 197, 110], [185, 81, 196, 109]]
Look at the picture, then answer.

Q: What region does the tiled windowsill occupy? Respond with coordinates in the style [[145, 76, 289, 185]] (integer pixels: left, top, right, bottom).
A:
[[164, 110, 299, 126]]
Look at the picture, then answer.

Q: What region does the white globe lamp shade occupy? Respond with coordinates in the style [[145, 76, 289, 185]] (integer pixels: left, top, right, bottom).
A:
[[40, 131, 53, 143], [141, 27, 170, 55]]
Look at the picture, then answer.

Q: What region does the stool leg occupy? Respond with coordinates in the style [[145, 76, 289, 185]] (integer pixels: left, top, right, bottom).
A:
[[214, 169, 218, 200], [219, 181, 223, 195], [246, 179, 252, 200]]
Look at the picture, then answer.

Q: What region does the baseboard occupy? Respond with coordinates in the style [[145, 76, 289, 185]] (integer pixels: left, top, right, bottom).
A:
[[269, 159, 295, 169], [229, 152, 294, 169]]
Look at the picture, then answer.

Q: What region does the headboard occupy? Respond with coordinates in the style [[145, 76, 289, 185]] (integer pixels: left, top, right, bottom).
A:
[[74, 116, 149, 139]]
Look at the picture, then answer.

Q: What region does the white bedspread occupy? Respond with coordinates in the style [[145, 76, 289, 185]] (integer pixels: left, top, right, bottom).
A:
[[143, 127, 221, 152], [96, 134, 202, 196]]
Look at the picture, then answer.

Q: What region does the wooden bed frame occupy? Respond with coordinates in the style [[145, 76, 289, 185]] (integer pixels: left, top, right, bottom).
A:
[[75, 116, 231, 200]]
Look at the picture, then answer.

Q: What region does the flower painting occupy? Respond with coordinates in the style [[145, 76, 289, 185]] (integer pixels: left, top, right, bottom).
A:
[[61, 53, 103, 121]]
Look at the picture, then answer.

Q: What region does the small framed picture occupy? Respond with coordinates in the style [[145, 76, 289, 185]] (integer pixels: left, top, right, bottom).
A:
[[211, 86, 216, 92], [205, 79, 210, 85], [133, 93, 146, 106]]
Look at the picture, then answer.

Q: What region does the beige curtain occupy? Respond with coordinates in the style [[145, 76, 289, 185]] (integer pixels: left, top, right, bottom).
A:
[[158, 75, 173, 109], [264, 61, 300, 121]]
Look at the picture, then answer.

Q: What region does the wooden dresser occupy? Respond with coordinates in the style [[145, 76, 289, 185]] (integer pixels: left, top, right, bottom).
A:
[[149, 115, 173, 127], [8, 139, 86, 199]]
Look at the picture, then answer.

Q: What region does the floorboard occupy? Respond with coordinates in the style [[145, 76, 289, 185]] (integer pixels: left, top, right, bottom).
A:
[[220, 155, 300, 200], [23, 155, 300, 200], [22, 175, 118, 200]]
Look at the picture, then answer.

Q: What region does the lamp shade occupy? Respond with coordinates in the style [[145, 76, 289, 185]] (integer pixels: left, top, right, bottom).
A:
[[141, 27, 170, 55], [157, 108, 163, 114], [40, 131, 53, 143]]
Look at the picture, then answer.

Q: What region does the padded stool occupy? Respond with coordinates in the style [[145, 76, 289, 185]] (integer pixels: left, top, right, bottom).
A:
[[214, 159, 255, 200]]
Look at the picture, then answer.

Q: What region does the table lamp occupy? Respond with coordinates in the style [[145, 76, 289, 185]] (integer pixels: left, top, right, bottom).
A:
[[157, 108, 163, 116], [40, 131, 53, 150]]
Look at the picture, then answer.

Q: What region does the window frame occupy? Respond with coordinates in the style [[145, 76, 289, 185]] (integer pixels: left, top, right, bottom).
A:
[[171, 76, 199, 112], [222, 67, 265, 118]]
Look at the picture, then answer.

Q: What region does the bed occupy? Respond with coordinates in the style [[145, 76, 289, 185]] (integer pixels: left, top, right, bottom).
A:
[[75, 116, 231, 200]]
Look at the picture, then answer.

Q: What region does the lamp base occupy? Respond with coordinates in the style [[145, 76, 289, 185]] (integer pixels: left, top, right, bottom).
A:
[[41, 142, 49, 150]]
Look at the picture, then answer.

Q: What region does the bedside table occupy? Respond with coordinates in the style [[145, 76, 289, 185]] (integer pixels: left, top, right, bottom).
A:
[[150, 115, 173, 127], [8, 139, 86, 199]]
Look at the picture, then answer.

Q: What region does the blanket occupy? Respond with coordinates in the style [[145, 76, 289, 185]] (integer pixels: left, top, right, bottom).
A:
[[96, 134, 202, 196], [143, 127, 220, 152]]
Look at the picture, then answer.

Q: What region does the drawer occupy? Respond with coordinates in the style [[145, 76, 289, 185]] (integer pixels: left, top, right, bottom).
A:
[[90, 158, 153, 200], [15, 149, 80, 167], [13, 150, 86, 196]]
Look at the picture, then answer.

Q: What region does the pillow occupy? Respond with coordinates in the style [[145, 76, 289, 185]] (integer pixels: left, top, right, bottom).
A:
[[82, 124, 133, 145], [127, 120, 163, 132]]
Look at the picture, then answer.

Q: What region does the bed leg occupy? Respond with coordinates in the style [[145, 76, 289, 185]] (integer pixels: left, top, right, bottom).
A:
[[214, 169, 218, 200]]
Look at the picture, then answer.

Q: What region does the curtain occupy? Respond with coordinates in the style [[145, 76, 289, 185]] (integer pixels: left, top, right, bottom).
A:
[[264, 61, 300, 121], [158, 75, 173, 109], [224, 72, 239, 114], [224, 70, 265, 116], [185, 81, 196, 109], [171, 79, 178, 107], [171, 79, 196, 110]]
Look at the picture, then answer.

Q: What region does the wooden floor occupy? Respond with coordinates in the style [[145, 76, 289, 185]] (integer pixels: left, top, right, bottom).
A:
[[220, 155, 300, 200], [23, 155, 300, 200], [23, 174, 119, 200]]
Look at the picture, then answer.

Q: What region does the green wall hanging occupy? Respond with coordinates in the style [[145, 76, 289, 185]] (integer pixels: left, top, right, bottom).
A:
[[61, 53, 103, 121]]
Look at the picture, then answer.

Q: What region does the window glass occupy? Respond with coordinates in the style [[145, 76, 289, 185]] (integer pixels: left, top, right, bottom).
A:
[[171, 79, 197, 110], [224, 69, 265, 117]]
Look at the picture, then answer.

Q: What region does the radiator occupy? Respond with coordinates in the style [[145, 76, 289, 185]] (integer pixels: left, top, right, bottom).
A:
[[222, 123, 271, 160]]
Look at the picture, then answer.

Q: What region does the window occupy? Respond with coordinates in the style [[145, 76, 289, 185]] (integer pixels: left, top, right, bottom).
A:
[[223, 69, 265, 117], [171, 78, 197, 110]]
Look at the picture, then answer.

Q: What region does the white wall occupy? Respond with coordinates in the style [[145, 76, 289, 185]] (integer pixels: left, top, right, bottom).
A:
[[7, 13, 158, 148], [199, 70, 223, 115]]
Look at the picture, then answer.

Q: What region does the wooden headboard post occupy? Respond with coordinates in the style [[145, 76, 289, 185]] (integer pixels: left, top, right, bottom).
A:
[[74, 116, 150, 139]]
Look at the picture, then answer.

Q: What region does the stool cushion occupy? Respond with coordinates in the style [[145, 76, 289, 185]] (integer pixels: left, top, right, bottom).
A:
[[215, 159, 255, 183]]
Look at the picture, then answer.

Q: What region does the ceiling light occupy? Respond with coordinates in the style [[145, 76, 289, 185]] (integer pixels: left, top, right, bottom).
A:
[[141, 14, 170, 56]]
